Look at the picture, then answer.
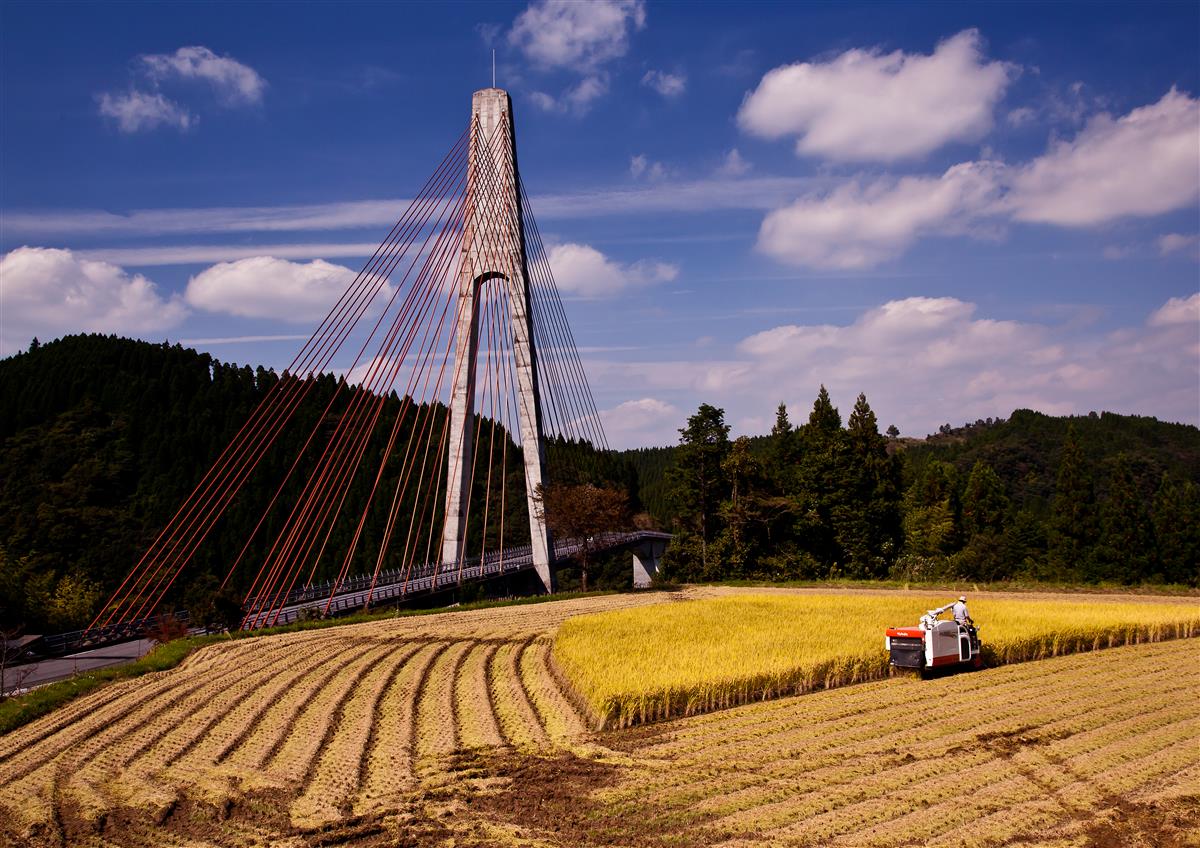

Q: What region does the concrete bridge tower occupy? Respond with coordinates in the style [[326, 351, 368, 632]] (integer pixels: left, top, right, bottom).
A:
[[441, 88, 556, 592]]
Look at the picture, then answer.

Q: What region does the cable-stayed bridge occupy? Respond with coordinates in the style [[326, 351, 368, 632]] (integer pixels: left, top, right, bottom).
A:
[[84, 87, 662, 636]]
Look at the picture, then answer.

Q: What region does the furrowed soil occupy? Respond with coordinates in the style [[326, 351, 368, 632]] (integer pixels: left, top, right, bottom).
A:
[[1, 587, 1197, 848]]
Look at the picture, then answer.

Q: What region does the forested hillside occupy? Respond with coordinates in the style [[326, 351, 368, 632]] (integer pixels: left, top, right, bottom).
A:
[[0, 335, 627, 632], [2, 336, 1196, 634], [631, 395, 1199, 587]]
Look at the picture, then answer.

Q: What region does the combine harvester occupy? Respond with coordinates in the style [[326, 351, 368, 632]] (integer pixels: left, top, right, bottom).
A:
[[885, 600, 983, 676]]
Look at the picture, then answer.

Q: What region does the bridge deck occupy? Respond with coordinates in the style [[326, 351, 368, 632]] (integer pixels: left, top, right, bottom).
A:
[[269, 530, 671, 626]]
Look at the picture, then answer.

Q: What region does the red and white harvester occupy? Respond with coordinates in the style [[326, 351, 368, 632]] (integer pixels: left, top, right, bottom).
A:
[[885, 602, 982, 674]]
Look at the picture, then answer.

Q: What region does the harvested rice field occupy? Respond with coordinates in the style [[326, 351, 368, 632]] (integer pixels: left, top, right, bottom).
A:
[[1, 586, 1197, 848]]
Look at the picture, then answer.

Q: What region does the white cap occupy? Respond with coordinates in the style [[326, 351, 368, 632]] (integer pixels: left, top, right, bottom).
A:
[[958, 595, 966, 602]]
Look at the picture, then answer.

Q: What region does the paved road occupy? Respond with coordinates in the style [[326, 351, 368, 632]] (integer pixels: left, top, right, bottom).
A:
[[3, 638, 156, 695]]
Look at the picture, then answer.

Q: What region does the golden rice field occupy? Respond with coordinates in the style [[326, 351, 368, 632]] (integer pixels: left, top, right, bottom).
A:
[[553, 592, 1200, 728], [0, 586, 1196, 848]]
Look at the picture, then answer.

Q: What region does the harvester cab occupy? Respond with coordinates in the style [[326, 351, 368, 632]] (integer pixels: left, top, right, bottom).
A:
[[885, 601, 982, 674]]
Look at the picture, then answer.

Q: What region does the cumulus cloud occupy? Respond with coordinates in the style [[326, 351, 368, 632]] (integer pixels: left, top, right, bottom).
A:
[[629, 154, 667, 181], [97, 90, 195, 133], [529, 75, 609, 115], [1149, 293, 1200, 327], [756, 161, 1003, 269], [641, 69, 686, 97], [589, 293, 1199, 445], [753, 87, 1200, 269], [509, 0, 644, 70], [1007, 88, 1200, 226], [716, 148, 751, 177], [738, 29, 1014, 162], [0, 247, 186, 355], [600, 397, 681, 449], [141, 46, 266, 105], [1159, 233, 1200, 258], [184, 256, 359, 322], [734, 295, 1199, 435], [509, 0, 644, 115], [98, 45, 264, 133], [547, 243, 677, 297]]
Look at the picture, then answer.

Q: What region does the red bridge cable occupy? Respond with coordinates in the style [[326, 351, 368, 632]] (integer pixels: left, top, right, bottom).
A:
[[96, 132, 471, 628], [137, 149, 469, 626], [130, 135, 469, 627]]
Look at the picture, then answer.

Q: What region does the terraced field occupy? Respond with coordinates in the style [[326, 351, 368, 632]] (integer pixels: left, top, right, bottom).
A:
[[1, 587, 1197, 847]]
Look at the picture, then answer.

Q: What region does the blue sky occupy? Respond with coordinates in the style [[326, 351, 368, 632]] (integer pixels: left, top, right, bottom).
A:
[[2, 0, 1198, 447]]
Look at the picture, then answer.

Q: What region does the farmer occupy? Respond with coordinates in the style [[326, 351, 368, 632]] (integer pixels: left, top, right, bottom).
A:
[[952, 595, 972, 626]]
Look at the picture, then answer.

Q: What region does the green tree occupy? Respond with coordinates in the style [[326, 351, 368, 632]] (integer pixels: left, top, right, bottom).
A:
[[664, 405, 731, 575], [962, 461, 1008, 537], [1092, 455, 1155, 583], [1153, 475, 1200, 585], [955, 462, 1013, 582], [46, 572, 102, 631], [834, 394, 902, 577], [719, 437, 769, 578], [902, 460, 961, 558], [792, 387, 848, 573], [769, 402, 797, 484], [1048, 425, 1098, 579], [535, 483, 630, 592]]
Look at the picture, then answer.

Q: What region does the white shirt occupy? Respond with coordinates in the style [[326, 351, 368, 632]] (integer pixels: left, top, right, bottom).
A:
[[952, 600, 970, 622]]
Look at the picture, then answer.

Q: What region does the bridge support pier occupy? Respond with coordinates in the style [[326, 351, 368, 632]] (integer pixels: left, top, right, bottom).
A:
[[442, 87, 555, 594], [632, 538, 667, 588]]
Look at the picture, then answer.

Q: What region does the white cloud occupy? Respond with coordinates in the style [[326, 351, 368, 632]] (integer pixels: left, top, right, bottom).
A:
[[738, 29, 1014, 162], [546, 243, 677, 297], [1158, 233, 1200, 258], [1149, 293, 1200, 327], [590, 293, 1199, 445], [0, 247, 186, 355], [751, 88, 1200, 269], [756, 161, 1003, 269], [141, 46, 266, 105], [97, 46, 265, 133], [527, 75, 609, 115], [3, 175, 828, 239], [1008, 88, 1200, 226], [1006, 106, 1036, 127], [629, 154, 667, 181], [509, 0, 644, 115], [509, 0, 645, 70], [97, 90, 194, 133], [641, 69, 686, 97], [77, 242, 381, 267], [600, 397, 681, 449], [184, 256, 359, 322], [716, 148, 751, 177], [735, 295, 1199, 435], [529, 91, 560, 112]]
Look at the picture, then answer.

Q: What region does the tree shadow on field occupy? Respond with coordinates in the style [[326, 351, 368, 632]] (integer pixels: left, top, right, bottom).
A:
[[451, 748, 718, 847]]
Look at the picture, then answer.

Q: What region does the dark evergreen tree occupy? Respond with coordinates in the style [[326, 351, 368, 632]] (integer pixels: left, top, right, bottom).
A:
[[834, 394, 902, 577], [962, 460, 1008, 537], [955, 460, 1012, 580], [769, 402, 797, 477], [792, 387, 847, 574], [719, 437, 765, 579], [662, 404, 731, 578], [1152, 475, 1200, 585], [902, 460, 961, 558], [1047, 425, 1098, 579], [1091, 455, 1156, 583]]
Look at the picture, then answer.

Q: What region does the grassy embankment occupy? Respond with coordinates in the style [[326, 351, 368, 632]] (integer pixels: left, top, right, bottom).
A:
[[0, 590, 614, 735], [554, 592, 1200, 729]]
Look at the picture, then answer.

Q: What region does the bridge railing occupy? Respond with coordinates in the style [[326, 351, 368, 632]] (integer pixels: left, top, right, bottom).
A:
[[266, 531, 672, 627], [33, 610, 192, 659]]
